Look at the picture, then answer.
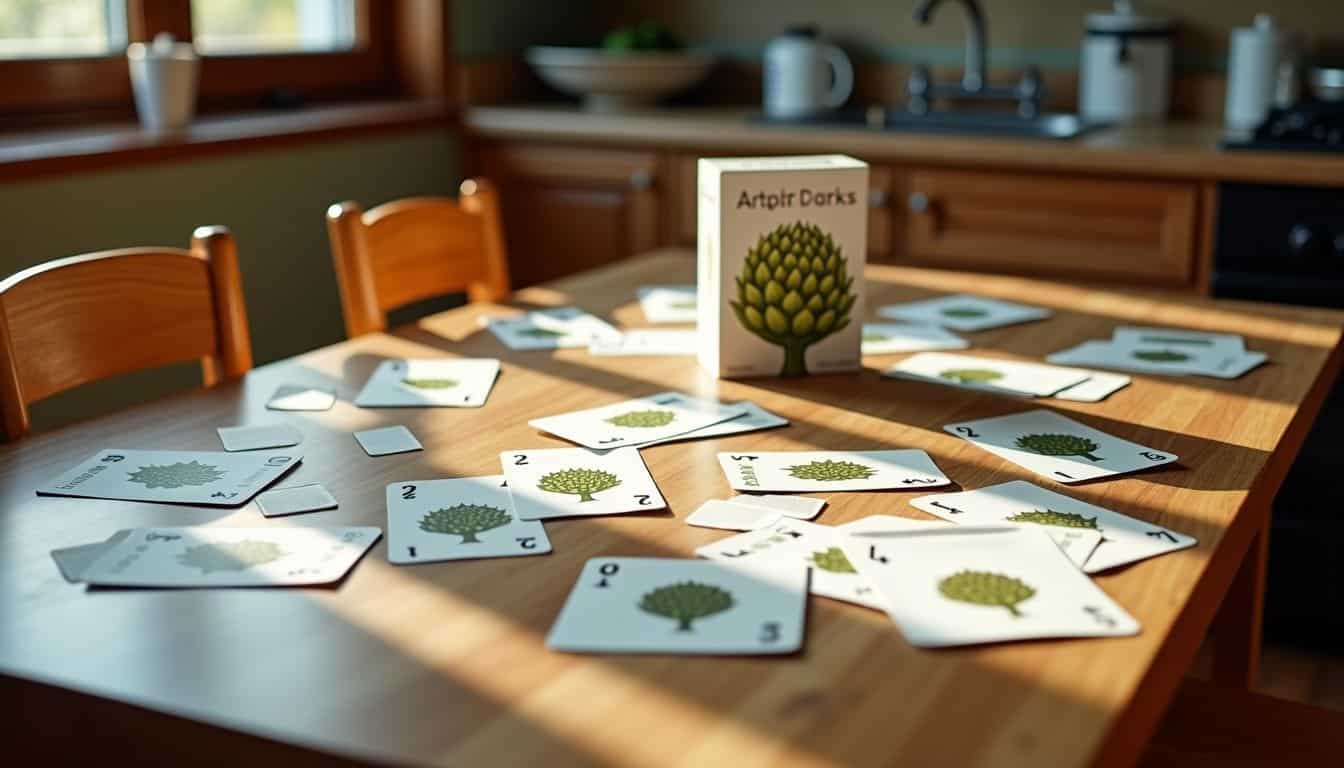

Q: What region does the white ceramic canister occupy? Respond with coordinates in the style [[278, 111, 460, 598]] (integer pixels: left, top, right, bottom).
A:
[[1079, 1, 1173, 122], [1225, 15, 1294, 131], [762, 26, 854, 119], [127, 33, 200, 134]]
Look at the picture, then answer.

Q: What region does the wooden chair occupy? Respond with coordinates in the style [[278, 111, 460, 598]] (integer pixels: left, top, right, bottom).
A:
[[0, 226, 253, 440], [325, 178, 511, 338]]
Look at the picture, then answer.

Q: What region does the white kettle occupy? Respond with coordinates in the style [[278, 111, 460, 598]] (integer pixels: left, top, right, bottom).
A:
[[763, 26, 854, 119]]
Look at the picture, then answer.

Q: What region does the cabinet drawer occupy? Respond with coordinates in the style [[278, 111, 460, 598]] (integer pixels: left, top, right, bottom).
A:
[[903, 169, 1198, 285]]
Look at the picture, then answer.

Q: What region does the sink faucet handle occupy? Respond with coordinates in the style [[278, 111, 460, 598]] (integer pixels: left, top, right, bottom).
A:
[[907, 65, 932, 114]]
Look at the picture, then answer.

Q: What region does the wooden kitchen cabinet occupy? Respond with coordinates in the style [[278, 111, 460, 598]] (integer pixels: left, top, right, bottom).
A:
[[900, 168, 1199, 285], [474, 143, 662, 287]]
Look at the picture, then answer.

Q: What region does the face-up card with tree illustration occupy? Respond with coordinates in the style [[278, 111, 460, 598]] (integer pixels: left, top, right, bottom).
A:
[[860, 323, 968, 356], [354, 358, 501, 408], [501, 446, 666, 520], [717, 450, 951, 493], [386, 475, 551, 564], [839, 527, 1139, 647], [697, 519, 884, 610], [912, 480, 1193, 572], [1110, 326, 1245, 354], [485, 307, 621, 350], [36, 449, 302, 506], [546, 557, 807, 654], [76, 526, 381, 588], [529, 392, 747, 450], [637, 285, 698, 324], [943, 409, 1178, 484], [877, 294, 1051, 332], [885, 352, 1092, 397]]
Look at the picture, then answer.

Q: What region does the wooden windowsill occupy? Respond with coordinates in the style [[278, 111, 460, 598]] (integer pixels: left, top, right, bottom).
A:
[[0, 100, 454, 182]]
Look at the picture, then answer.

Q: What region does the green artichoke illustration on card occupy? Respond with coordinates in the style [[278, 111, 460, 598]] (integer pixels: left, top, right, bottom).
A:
[[861, 333, 889, 343], [638, 581, 735, 631], [177, 540, 285, 574], [1139, 336, 1211, 346], [519, 327, 566, 339], [1015, 433, 1104, 462], [401, 378, 458, 390], [1132, 349, 1191, 362], [938, 368, 1004, 385], [730, 221, 856, 377], [808, 547, 857, 573], [786, 459, 877, 482], [606, 409, 676, 428], [537, 467, 620, 502], [938, 570, 1036, 617], [940, 306, 989, 318], [1005, 509, 1099, 529], [671, 300, 697, 310], [128, 461, 226, 489], [418, 503, 510, 543]]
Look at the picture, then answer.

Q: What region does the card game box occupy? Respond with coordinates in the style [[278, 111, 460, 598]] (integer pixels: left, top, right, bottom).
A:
[[697, 155, 868, 379]]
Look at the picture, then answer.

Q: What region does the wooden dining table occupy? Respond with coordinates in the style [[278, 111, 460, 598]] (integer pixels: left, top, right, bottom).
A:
[[4, 249, 1343, 767]]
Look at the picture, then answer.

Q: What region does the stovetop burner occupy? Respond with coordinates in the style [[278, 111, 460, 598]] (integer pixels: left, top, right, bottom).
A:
[[1222, 100, 1344, 152]]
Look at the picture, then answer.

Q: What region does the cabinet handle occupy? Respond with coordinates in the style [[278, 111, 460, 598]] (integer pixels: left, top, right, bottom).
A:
[[869, 189, 890, 209], [630, 169, 654, 190], [908, 192, 931, 213]]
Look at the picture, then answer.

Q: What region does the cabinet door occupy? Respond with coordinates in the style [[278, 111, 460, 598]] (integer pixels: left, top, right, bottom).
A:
[[477, 144, 661, 287], [903, 169, 1198, 285]]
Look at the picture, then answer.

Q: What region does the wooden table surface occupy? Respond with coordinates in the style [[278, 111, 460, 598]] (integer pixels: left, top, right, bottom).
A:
[[4, 250, 1342, 768]]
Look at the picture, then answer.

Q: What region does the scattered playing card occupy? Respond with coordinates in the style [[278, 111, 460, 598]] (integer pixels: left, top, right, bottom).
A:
[[911, 480, 1195, 572], [486, 307, 620, 350], [885, 352, 1092, 397], [36, 449, 302, 506], [728, 494, 826, 520], [684, 499, 781, 531], [501, 446, 666, 520], [546, 557, 808, 655], [386, 475, 550, 564], [860, 323, 969, 355], [354, 358, 500, 408], [51, 529, 134, 583], [588, 329, 698, 356], [878, 294, 1051, 332], [266, 384, 336, 411], [1051, 371, 1132, 402], [529, 392, 747, 451], [611, 399, 787, 451], [637, 285, 698, 324], [1111, 326, 1244, 354], [698, 519, 885, 610], [77, 526, 381, 588], [217, 423, 303, 452], [1048, 340, 1267, 379], [717, 450, 951, 493], [841, 527, 1140, 647], [354, 426, 422, 457], [255, 483, 338, 518], [836, 515, 953, 535]]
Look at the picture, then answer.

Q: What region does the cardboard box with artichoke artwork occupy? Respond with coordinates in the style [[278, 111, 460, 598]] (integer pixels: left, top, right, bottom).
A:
[[697, 155, 868, 378]]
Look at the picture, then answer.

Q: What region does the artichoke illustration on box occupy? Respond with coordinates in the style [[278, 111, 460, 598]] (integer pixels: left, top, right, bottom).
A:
[[1014, 433, 1105, 462], [698, 155, 867, 378], [606, 409, 676, 428], [937, 570, 1036, 618], [638, 580, 735, 631], [177, 539, 286, 573], [128, 461, 226, 489], [537, 467, 621, 502], [419, 503, 511, 543]]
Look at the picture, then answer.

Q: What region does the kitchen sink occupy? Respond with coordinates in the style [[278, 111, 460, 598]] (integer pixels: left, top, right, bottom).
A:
[[757, 106, 1106, 140]]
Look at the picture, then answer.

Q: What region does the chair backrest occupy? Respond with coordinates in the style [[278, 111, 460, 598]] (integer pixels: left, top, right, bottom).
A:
[[0, 226, 253, 440], [325, 177, 510, 338]]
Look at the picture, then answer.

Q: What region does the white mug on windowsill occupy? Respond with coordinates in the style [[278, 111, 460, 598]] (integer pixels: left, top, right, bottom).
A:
[[127, 33, 200, 134]]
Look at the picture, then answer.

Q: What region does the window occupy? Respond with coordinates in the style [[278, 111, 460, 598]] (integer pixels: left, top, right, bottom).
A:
[[0, 0, 126, 58], [192, 0, 356, 55]]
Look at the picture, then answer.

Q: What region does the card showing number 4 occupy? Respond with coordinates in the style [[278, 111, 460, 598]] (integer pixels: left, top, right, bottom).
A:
[[500, 446, 667, 520]]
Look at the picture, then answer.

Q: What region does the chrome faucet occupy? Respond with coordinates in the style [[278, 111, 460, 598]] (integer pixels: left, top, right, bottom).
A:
[[907, 0, 1043, 118]]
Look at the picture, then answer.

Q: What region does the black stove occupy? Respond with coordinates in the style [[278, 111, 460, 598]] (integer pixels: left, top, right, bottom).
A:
[[1222, 100, 1344, 152]]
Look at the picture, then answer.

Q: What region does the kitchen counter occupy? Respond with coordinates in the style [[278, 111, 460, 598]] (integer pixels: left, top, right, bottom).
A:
[[465, 105, 1344, 188]]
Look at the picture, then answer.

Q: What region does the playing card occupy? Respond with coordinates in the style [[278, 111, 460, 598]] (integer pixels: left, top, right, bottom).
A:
[[878, 294, 1051, 332], [77, 526, 381, 588], [728, 494, 826, 520], [386, 475, 550, 564], [717, 450, 951, 493], [911, 480, 1195, 572], [885, 352, 1092, 397], [612, 400, 787, 451], [266, 384, 336, 411], [486, 307, 620, 350], [861, 323, 969, 355], [354, 358, 500, 408], [354, 426, 422, 457], [1051, 371, 1132, 402], [944, 409, 1178, 484], [588, 329, 698, 356], [37, 449, 302, 506], [51, 529, 134, 582], [529, 392, 747, 451], [697, 519, 885, 609], [1111, 326, 1244, 354], [501, 446, 667, 520], [217, 423, 303, 452], [684, 499, 781, 531], [841, 527, 1139, 647], [1048, 340, 1267, 379], [255, 483, 337, 518], [637, 285, 698, 324], [546, 557, 808, 654], [836, 515, 952, 534]]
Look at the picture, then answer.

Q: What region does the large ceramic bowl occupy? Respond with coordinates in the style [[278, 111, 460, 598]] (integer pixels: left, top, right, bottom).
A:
[[526, 46, 716, 112]]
